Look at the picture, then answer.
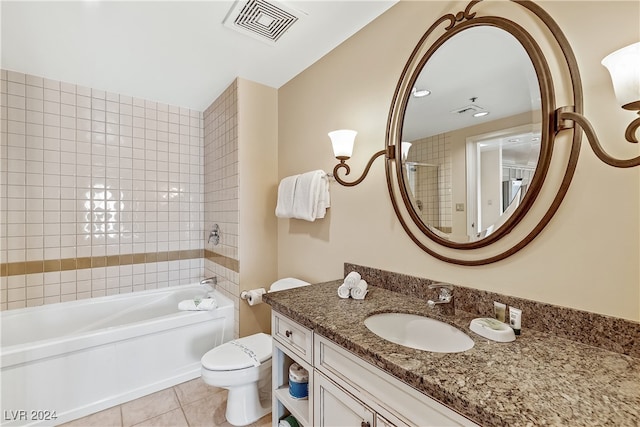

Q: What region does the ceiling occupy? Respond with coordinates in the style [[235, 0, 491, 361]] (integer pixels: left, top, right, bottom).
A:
[[1, 0, 397, 111], [403, 25, 541, 141]]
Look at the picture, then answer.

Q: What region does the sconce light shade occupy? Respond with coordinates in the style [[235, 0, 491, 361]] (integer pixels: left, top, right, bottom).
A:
[[602, 42, 640, 110], [328, 129, 357, 160], [401, 142, 412, 161]]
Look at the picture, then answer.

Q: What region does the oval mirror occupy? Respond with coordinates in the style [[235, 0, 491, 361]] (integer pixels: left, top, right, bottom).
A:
[[401, 26, 542, 245], [383, 0, 586, 265]]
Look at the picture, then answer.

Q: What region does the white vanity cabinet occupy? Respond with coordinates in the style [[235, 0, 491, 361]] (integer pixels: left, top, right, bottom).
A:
[[271, 311, 478, 427]]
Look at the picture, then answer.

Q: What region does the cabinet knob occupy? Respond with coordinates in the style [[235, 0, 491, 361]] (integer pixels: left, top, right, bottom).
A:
[[285, 330, 292, 338], [361, 422, 370, 427]]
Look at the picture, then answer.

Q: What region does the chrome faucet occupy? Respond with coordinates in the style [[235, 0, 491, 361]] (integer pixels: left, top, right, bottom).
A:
[[427, 283, 455, 315], [200, 277, 218, 296]]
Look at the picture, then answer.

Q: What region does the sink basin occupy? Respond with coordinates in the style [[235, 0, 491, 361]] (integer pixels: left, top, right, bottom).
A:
[[364, 313, 474, 353]]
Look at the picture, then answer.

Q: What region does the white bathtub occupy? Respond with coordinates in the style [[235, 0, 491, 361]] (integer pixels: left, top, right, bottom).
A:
[[0, 284, 234, 426]]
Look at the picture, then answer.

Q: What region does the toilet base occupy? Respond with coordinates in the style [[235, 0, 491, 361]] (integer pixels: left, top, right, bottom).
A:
[[225, 382, 271, 426]]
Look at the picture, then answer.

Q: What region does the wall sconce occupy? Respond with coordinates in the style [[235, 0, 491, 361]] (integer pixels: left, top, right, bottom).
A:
[[558, 42, 640, 168], [401, 142, 412, 161], [328, 129, 395, 186]]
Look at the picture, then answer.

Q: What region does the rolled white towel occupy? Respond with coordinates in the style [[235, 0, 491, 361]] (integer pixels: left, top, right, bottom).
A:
[[337, 283, 351, 299], [178, 299, 198, 311], [351, 280, 368, 300], [196, 298, 217, 310], [344, 271, 361, 289], [178, 298, 217, 311]]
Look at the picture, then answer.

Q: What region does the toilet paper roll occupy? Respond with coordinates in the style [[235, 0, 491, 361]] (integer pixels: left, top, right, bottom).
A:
[[246, 288, 266, 306]]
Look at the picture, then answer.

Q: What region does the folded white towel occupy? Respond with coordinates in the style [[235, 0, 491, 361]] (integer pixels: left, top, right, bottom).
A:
[[292, 170, 325, 221], [315, 174, 330, 219], [344, 271, 361, 289], [276, 170, 330, 221], [337, 283, 351, 299], [178, 298, 217, 311], [276, 175, 299, 218], [351, 280, 368, 300]]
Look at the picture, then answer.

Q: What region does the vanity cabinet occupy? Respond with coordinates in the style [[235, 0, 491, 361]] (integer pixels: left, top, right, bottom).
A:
[[271, 311, 477, 427]]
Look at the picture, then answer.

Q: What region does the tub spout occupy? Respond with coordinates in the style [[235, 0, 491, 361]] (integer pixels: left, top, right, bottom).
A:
[[200, 277, 218, 296]]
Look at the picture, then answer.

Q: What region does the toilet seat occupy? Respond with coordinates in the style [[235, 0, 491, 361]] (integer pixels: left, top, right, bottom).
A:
[[202, 332, 272, 371]]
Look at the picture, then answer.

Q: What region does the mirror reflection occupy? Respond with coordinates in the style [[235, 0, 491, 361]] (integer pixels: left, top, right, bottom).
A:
[[401, 26, 541, 243]]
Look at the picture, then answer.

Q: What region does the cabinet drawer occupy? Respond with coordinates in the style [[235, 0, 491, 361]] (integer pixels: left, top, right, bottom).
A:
[[272, 312, 313, 364], [314, 335, 478, 427]]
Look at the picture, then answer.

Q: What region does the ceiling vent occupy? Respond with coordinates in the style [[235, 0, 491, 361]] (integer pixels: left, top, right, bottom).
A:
[[450, 104, 483, 115], [223, 0, 302, 45]]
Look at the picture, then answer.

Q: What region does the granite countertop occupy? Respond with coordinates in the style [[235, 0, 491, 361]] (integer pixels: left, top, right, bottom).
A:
[[263, 281, 640, 427]]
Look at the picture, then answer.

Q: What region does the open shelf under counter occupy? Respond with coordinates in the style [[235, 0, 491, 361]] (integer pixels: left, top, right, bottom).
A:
[[274, 386, 310, 426]]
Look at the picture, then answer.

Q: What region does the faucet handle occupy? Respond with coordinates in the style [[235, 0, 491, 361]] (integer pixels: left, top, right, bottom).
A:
[[428, 282, 453, 290], [428, 283, 454, 301]]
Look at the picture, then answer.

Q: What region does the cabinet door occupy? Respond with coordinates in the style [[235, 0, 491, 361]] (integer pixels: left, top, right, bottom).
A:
[[314, 372, 375, 427], [376, 414, 395, 427]]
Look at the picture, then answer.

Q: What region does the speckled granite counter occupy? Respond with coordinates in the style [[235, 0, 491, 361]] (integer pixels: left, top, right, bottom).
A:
[[263, 281, 640, 426]]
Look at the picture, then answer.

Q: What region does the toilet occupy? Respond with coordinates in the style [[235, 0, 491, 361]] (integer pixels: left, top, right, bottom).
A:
[[200, 278, 310, 426], [201, 333, 273, 426]]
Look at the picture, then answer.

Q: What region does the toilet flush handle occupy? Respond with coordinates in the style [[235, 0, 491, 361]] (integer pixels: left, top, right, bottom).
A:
[[285, 330, 292, 338]]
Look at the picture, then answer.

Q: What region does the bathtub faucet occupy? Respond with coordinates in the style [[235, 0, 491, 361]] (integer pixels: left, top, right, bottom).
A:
[[200, 277, 218, 296]]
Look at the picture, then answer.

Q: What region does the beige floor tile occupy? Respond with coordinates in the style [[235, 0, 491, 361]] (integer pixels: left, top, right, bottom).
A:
[[132, 408, 188, 427], [173, 377, 224, 406], [181, 393, 228, 427], [58, 406, 122, 427], [121, 388, 180, 427]]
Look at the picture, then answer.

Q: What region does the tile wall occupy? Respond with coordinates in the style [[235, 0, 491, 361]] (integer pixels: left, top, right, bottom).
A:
[[0, 69, 205, 310], [202, 80, 240, 337], [407, 133, 452, 232]]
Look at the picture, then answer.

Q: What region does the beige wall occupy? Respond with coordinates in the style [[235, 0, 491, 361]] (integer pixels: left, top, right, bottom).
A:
[[237, 78, 278, 337], [277, 1, 640, 321]]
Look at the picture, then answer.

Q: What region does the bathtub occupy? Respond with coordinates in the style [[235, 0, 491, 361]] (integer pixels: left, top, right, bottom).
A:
[[0, 284, 234, 426]]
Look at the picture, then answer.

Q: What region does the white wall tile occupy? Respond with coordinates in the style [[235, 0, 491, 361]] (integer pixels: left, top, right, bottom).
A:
[[2, 69, 205, 310]]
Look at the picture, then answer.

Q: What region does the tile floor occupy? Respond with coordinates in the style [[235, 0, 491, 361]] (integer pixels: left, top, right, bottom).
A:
[[59, 378, 271, 427]]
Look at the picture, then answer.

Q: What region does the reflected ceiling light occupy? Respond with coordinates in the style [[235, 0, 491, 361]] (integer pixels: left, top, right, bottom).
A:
[[412, 87, 431, 98], [558, 41, 640, 167]]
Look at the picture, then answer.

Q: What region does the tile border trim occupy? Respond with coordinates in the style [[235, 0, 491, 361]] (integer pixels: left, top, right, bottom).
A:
[[1, 250, 205, 276], [204, 249, 240, 273]]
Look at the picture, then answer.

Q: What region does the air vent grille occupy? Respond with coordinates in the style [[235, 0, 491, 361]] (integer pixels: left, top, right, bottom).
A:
[[450, 104, 482, 115], [225, 0, 300, 44]]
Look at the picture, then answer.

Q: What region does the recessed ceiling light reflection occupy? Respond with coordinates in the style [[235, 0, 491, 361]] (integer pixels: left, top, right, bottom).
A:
[[412, 87, 431, 98]]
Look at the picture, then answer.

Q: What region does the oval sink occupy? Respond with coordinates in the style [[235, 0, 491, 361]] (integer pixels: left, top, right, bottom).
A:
[[364, 313, 474, 353]]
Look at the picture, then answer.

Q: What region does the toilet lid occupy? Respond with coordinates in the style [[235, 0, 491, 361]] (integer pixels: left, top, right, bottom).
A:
[[202, 332, 272, 371]]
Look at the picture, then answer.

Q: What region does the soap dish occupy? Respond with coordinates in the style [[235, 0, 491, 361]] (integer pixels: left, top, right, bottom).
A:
[[469, 318, 516, 342]]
